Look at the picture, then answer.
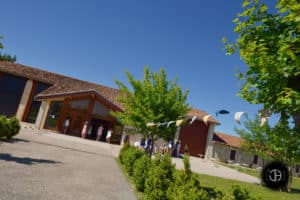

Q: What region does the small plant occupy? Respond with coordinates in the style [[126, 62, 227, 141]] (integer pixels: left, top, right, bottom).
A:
[[122, 146, 144, 175], [231, 185, 261, 200], [133, 154, 151, 192], [144, 155, 175, 200], [119, 142, 130, 164], [214, 187, 226, 200], [167, 155, 209, 200], [0, 115, 20, 140]]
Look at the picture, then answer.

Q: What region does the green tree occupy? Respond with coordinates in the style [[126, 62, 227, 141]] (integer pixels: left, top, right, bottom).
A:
[[0, 36, 16, 62], [114, 67, 189, 156], [224, 0, 300, 129], [235, 115, 300, 190]]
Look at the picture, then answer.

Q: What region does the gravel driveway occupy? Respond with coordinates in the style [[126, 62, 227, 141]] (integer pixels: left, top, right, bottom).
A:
[[0, 130, 135, 200]]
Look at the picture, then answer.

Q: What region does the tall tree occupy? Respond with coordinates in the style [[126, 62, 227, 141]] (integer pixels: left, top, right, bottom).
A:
[[114, 67, 189, 155], [235, 115, 300, 190], [0, 36, 16, 62], [224, 0, 300, 129]]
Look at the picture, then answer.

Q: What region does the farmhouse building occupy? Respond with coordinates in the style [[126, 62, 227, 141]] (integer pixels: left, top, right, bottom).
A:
[[0, 61, 219, 156]]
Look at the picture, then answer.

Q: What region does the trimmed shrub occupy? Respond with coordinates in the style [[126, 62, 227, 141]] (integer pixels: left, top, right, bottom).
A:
[[231, 185, 261, 200], [122, 146, 144, 176], [0, 115, 20, 140], [214, 187, 226, 200], [6, 116, 20, 139], [119, 142, 130, 164], [144, 155, 175, 200], [133, 154, 151, 192], [167, 155, 209, 200], [0, 115, 9, 139]]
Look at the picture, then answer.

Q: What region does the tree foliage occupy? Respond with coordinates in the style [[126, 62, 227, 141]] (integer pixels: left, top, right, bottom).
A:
[[0, 36, 16, 62], [114, 67, 189, 150], [224, 0, 300, 128], [235, 115, 300, 165]]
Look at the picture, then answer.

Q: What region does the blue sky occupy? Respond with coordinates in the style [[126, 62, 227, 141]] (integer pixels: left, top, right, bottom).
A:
[[0, 0, 276, 135]]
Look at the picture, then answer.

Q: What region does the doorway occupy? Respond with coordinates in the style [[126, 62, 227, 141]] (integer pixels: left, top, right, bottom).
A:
[[90, 118, 110, 142]]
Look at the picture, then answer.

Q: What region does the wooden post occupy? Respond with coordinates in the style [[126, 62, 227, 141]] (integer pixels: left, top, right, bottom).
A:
[[22, 80, 37, 121]]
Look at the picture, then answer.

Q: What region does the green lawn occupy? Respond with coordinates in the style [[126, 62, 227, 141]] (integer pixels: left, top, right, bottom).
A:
[[198, 174, 300, 200], [117, 158, 300, 200]]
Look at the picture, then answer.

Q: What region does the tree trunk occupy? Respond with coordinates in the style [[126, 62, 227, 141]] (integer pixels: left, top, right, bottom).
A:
[[148, 136, 155, 157], [288, 166, 293, 192]]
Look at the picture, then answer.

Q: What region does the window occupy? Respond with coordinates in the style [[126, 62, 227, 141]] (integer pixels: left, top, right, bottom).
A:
[[92, 101, 110, 116], [44, 101, 63, 130], [230, 150, 236, 160], [0, 73, 26, 117]]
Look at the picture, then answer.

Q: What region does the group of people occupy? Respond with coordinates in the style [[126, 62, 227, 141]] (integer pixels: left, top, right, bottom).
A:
[[161, 140, 181, 157], [63, 118, 112, 143], [133, 137, 182, 157]]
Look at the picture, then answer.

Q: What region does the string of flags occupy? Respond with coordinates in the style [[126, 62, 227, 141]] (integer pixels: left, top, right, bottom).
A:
[[146, 109, 271, 128]]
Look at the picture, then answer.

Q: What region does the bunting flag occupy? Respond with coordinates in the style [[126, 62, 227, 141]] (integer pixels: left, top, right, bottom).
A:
[[234, 112, 248, 124], [189, 116, 197, 125], [176, 119, 184, 127], [146, 122, 156, 127], [202, 115, 211, 125], [160, 122, 169, 126], [215, 109, 230, 117], [167, 121, 176, 128]]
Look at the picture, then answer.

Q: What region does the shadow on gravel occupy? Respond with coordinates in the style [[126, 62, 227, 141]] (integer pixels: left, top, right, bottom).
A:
[[0, 153, 61, 165]]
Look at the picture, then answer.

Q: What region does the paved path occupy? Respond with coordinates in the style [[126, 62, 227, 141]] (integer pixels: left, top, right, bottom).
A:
[[172, 156, 260, 184], [0, 128, 260, 200], [0, 130, 134, 200]]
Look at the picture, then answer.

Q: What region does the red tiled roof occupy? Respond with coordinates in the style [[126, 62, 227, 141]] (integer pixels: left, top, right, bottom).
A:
[[187, 108, 220, 124], [213, 132, 245, 148], [0, 61, 218, 121], [0, 61, 123, 110]]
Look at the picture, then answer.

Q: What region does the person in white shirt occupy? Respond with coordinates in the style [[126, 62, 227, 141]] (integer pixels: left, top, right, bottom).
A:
[[63, 118, 70, 134], [106, 128, 112, 143]]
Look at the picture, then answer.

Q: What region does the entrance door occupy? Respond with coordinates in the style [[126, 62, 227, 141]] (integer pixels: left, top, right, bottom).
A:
[[90, 118, 110, 141], [230, 150, 236, 161]]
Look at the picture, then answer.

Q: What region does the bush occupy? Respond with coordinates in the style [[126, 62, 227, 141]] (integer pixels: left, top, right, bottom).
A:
[[119, 142, 130, 164], [167, 155, 209, 200], [144, 154, 175, 200], [133, 154, 151, 192], [0, 115, 20, 140], [231, 185, 261, 200], [122, 146, 144, 176], [214, 187, 226, 200]]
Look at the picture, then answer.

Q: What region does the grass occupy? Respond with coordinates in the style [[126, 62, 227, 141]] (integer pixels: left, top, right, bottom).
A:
[[117, 157, 300, 200], [198, 174, 300, 200]]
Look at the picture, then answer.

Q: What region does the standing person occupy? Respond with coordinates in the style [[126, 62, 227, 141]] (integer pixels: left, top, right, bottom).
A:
[[81, 121, 88, 138], [176, 140, 181, 158], [87, 126, 92, 139], [106, 128, 112, 143], [96, 124, 104, 141], [63, 118, 70, 134]]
